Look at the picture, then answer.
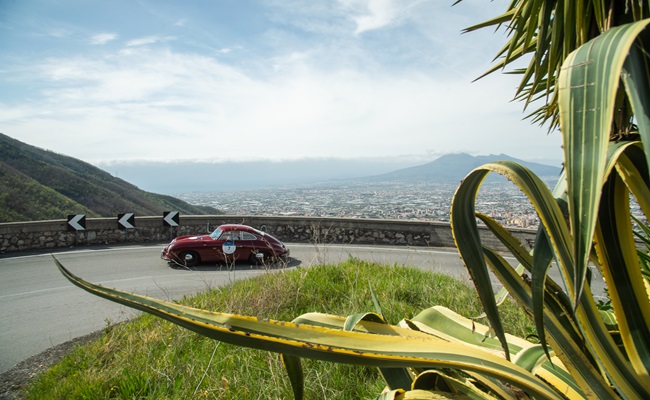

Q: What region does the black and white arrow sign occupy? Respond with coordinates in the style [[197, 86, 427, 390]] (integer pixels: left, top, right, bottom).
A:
[[67, 214, 86, 231], [117, 213, 135, 229], [163, 211, 179, 227]]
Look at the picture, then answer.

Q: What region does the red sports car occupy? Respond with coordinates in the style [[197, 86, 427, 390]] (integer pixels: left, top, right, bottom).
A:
[[161, 224, 289, 267]]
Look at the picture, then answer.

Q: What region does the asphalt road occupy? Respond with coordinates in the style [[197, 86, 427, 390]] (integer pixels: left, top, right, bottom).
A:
[[0, 242, 475, 374]]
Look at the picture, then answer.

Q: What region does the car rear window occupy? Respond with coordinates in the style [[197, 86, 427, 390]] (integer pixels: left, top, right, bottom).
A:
[[241, 232, 257, 240]]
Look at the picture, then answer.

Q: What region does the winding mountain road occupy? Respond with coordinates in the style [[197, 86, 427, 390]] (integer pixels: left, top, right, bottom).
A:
[[1, 242, 474, 374], [1, 242, 606, 375]]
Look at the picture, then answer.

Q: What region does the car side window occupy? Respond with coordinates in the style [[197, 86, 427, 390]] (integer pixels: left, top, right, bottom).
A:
[[241, 232, 256, 240], [218, 232, 233, 240], [225, 231, 245, 240]]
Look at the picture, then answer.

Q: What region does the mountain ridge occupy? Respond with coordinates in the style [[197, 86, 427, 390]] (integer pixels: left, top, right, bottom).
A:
[[99, 155, 562, 194], [0, 133, 220, 223], [368, 153, 562, 182]]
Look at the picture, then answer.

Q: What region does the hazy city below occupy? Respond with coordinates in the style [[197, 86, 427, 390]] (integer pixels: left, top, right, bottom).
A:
[[146, 153, 576, 230], [177, 178, 553, 229]]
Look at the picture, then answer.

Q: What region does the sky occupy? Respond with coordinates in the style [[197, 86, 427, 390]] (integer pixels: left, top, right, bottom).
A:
[[0, 0, 564, 168]]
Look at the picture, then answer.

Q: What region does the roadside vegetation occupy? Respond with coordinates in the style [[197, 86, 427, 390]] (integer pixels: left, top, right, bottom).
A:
[[27, 259, 532, 399]]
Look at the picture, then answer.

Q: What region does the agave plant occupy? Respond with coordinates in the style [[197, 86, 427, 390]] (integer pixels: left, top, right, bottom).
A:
[[55, 10, 650, 400], [451, 17, 650, 400]]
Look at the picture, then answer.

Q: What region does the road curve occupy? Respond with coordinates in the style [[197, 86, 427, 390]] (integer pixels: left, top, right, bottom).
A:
[[0, 242, 471, 374]]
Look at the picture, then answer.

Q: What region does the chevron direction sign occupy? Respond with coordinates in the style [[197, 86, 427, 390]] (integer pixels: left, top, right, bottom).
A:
[[117, 213, 135, 229], [163, 211, 179, 227], [67, 214, 86, 231]]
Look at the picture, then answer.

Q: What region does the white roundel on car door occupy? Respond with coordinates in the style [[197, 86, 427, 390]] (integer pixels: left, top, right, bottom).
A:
[[222, 240, 236, 254]]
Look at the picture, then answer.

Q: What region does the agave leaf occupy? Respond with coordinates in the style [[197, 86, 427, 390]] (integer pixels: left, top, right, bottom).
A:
[[598, 310, 618, 331], [621, 26, 650, 172], [447, 153, 648, 396], [557, 19, 650, 307], [410, 371, 456, 393], [475, 213, 533, 270], [344, 312, 414, 391], [594, 171, 650, 377], [530, 227, 559, 362], [450, 212, 526, 313], [617, 144, 650, 218], [451, 160, 573, 359], [408, 308, 512, 356], [412, 370, 497, 400], [54, 257, 563, 399], [480, 248, 606, 399], [375, 388, 462, 400], [557, 21, 650, 396], [375, 388, 405, 400], [633, 216, 650, 247], [512, 344, 553, 372], [479, 209, 574, 362], [450, 167, 509, 360], [491, 229, 649, 397], [345, 312, 386, 331], [281, 353, 304, 400], [410, 304, 585, 399], [296, 313, 433, 339]]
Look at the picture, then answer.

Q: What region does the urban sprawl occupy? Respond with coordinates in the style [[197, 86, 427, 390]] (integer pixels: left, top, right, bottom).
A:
[[178, 180, 556, 229]]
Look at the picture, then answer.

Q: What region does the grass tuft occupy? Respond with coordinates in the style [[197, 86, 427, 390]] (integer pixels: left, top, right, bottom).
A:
[[26, 259, 532, 399]]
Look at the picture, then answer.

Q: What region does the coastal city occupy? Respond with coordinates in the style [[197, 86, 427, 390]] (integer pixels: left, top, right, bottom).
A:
[[177, 178, 552, 229]]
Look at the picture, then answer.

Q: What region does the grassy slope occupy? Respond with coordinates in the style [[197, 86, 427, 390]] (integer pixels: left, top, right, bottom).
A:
[[25, 260, 533, 399], [0, 163, 99, 222], [0, 133, 220, 222]]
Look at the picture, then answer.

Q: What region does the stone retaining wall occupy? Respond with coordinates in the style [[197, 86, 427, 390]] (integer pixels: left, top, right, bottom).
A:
[[0, 215, 537, 254]]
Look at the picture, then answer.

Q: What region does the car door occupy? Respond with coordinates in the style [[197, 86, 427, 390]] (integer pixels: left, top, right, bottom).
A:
[[235, 231, 259, 261], [228, 230, 255, 261], [211, 230, 236, 263]]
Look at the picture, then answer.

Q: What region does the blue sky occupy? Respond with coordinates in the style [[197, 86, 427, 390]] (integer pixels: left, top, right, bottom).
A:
[[0, 0, 564, 167]]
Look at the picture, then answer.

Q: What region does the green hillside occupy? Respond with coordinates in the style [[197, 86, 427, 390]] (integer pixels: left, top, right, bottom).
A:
[[0, 133, 221, 223]]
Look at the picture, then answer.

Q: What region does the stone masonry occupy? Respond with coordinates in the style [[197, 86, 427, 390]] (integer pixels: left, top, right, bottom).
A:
[[0, 215, 537, 254]]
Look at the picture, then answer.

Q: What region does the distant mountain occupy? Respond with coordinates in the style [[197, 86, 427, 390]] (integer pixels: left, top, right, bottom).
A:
[[94, 154, 562, 195], [369, 153, 562, 183], [0, 133, 220, 223], [96, 158, 419, 194]]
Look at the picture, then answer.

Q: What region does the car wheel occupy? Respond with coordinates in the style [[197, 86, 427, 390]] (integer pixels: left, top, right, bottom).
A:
[[179, 251, 200, 267]]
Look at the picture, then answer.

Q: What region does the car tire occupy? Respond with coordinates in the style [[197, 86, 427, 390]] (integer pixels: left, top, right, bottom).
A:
[[179, 251, 200, 267], [249, 252, 260, 265]]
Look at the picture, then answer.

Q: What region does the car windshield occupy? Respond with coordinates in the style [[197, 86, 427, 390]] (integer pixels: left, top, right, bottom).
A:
[[209, 228, 223, 240]]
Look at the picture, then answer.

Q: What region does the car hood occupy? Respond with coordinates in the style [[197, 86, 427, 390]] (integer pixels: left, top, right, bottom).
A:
[[172, 235, 209, 243]]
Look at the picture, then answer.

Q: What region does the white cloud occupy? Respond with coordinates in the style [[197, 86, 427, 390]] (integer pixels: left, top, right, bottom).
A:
[[350, 0, 397, 33], [126, 35, 174, 47], [45, 28, 72, 38], [0, 43, 561, 165], [1, 0, 563, 166], [89, 33, 117, 45], [340, 0, 424, 34]]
